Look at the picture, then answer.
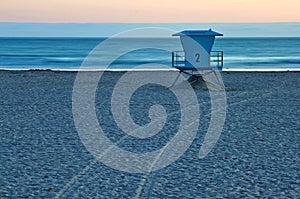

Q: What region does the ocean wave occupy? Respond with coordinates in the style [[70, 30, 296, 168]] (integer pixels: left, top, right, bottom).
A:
[[45, 57, 84, 63], [225, 56, 300, 65]]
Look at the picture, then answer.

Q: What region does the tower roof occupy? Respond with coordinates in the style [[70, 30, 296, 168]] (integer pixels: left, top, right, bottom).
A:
[[173, 29, 223, 36]]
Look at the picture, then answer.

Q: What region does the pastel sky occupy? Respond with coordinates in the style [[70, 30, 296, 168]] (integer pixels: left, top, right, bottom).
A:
[[0, 0, 299, 23]]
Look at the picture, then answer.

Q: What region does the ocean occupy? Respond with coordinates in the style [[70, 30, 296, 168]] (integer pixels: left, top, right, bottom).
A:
[[0, 37, 300, 70]]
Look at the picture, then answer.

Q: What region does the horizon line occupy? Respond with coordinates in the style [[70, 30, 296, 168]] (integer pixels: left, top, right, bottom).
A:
[[1, 22, 299, 24]]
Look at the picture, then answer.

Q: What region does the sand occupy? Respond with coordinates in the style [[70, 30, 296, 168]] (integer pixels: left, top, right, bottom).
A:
[[0, 70, 299, 198]]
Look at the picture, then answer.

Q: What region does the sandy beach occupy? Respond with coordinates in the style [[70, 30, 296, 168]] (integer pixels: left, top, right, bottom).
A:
[[0, 70, 299, 198]]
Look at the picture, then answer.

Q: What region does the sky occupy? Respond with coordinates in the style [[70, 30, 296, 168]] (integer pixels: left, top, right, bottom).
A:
[[0, 0, 299, 23], [0, 1, 299, 37]]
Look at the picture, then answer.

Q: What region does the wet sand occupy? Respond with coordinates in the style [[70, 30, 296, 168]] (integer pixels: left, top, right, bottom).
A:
[[0, 71, 299, 198]]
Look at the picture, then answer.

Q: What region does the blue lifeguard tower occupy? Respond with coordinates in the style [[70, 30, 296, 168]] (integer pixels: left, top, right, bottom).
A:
[[172, 29, 223, 72]]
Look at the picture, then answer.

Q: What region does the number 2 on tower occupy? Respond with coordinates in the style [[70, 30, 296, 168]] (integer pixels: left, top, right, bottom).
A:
[[195, 53, 200, 62]]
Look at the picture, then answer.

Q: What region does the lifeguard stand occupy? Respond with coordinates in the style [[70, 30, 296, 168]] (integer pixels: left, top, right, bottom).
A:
[[170, 29, 224, 88], [172, 29, 223, 72]]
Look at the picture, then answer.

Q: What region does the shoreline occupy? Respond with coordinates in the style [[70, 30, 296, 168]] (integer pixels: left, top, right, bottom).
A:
[[1, 67, 300, 72]]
